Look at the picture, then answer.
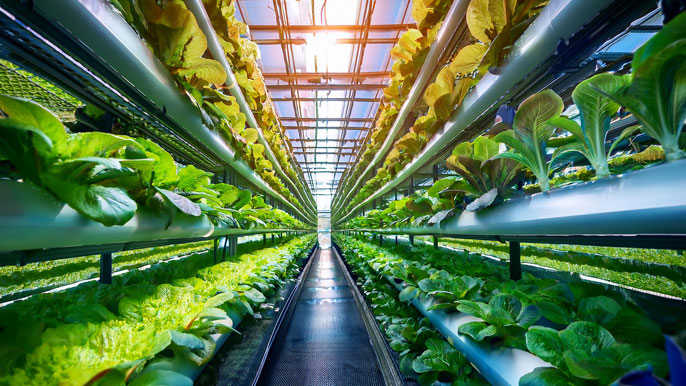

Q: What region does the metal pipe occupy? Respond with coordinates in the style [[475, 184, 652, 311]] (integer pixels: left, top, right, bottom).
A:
[[336, 160, 686, 249], [100, 253, 112, 284], [0, 180, 316, 253], [509, 242, 521, 280]]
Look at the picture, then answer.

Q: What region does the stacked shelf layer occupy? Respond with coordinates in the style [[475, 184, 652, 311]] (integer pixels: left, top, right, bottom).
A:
[[334, 239, 548, 386], [383, 275, 549, 386], [0, 180, 310, 257], [185, 0, 316, 214], [330, 0, 466, 217], [337, 159, 686, 249], [0, 0, 316, 223], [334, 0, 647, 224]]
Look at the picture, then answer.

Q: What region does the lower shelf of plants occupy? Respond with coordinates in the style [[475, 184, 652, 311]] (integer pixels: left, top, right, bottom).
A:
[[0, 234, 316, 385], [334, 234, 677, 386]]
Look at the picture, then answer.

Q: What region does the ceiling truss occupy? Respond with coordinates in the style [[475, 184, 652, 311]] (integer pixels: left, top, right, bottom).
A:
[[236, 0, 413, 210]]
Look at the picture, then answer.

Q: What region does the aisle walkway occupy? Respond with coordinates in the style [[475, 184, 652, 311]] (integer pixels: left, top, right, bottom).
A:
[[257, 248, 385, 386]]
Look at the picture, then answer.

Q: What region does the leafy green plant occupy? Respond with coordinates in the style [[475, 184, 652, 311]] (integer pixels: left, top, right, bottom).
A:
[[492, 89, 565, 192], [497, 274, 575, 326], [457, 293, 541, 350], [417, 270, 484, 310], [547, 74, 634, 178], [0, 95, 306, 229], [412, 338, 485, 385], [592, 12, 686, 161], [0, 235, 315, 385], [523, 321, 667, 385], [446, 135, 525, 211], [412, 0, 452, 33], [465, 0, 549, 75]]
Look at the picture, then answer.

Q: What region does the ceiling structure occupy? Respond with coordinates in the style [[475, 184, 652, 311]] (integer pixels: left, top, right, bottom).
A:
[[235, 0, 414, 214]]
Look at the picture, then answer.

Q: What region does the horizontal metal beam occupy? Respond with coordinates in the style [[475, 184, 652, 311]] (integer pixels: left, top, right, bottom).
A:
[[283, 125, 369, 131], [254, 38, 397, 45], [263, 71, 388, 80], [291, 138, 364, 143], [267, 83, 385, 91], [280, 117, 373, 123], [300, 161, 355, 165], [293, 146, 358, 150], [272, 97, 381, 103], [296, 151, 356, 156], [248, 23, 416, 32]]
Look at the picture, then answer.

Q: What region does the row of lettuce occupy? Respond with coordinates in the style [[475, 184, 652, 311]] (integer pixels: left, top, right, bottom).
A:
[[333, 0, 453, 211], [338, 4, 686, 218], [340, 228, 686, 299], [427, 237, 686, 300], [336, 235, 684, 385], [0, 234, 316, 385], [334, 0, 550, 213], [110, 0, 311, 210], [337, 235, 489, 385], [341, 8, 684, 235], [0, 94, 308, 228], [0, 241, 212, 301]]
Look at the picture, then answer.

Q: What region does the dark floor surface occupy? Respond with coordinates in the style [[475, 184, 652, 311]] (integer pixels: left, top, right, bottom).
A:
[[257, 248, 385, 386]]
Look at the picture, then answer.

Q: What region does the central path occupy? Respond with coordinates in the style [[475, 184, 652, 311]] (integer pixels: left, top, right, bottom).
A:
[[257, 248, 385, 386]]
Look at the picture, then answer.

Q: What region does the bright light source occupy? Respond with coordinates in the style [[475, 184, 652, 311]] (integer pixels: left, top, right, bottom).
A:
[[316, 172, 334, 182], [326, 128, 340, 139]]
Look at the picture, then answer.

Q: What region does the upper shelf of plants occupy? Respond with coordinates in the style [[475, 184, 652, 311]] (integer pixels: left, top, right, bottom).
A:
[[335, 4, 686, 244], [0, 0, 316, 220], [331, 0, 684, 231]]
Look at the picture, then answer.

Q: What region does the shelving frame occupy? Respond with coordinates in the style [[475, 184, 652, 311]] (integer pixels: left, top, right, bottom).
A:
[[0, 0, 317, 224], [184, 0, 316, 215], [329, 0, 467, 217], [333, 0, 655, 225], [336, 159, 686, 250], [0, 180, 312, 264]]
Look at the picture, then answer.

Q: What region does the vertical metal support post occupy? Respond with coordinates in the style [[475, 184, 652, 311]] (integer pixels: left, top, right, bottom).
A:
[[379, 220, 383, 246], [395, 235, 398, 245], [433, 236, 438, 249], [100, 252, 112, 284], [213, 238, 218, 264], [229, 236, 238, 257], [509, 241, 522, 280], [408, 177, 414, 195], [221, 236, 228, 261], [263, 233, 267, 245], [433, 164, 439, 183], [271, 234, 275, 246], [409, 235, 414, 245]]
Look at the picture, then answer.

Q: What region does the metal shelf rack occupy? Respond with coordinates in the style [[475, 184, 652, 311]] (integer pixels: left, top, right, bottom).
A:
[[0, 0, 317, 223]]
